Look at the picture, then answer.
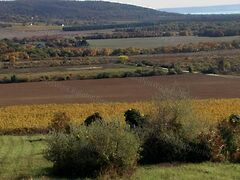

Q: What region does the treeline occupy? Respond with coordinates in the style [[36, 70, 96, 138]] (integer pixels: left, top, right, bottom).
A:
[[86, 31, 190, 39], [63, 22, 155, 31], [0, 23, 12, 28], [1, 38, 240, 63], [73, 21, 240, 39], [62, 20, 240, 38], [12, 36, 89, 48], [62, 21, 240, 38], [113, 21, 240, 38], [198, 29, 240, 37]]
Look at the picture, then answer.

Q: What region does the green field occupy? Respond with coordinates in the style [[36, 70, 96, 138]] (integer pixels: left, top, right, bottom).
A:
[[0, 136, 240, 179], [0, 64, 156, 83], [5, 24, 62, 31], [0, 136, 50, 179], [134, 163, 240, 180], [89, 36, 240, 49]]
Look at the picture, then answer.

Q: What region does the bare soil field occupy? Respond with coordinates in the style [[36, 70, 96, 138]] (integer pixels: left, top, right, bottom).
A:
[[0, 28, 113, 39], [0, 74, 239, 106]]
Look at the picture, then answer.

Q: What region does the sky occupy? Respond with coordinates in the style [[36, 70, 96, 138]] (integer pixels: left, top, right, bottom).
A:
[[107, 0, 240, 9]]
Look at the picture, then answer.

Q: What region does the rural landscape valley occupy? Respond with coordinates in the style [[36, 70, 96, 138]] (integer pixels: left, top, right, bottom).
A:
[[0, 0, 240, 179]]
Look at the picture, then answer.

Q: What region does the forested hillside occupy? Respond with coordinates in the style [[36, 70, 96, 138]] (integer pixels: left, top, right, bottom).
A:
[[0, 0, 176, 24]]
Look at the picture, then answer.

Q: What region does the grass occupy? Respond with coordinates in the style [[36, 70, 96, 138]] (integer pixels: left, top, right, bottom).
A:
[[0, 64, 152, 82], [0, 25, 114, 39], [5, 24, 62, 31], [0, 136, 240, 179], [134, 163, 240, 180], [0, 136, 50, 179], [88, 36, 240, 49]]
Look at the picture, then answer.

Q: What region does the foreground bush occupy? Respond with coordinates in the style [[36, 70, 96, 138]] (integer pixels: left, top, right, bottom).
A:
[[139, 87, 212, 164], [84, 112, 103, 126], [124, 109, 147, 128], [45, 122, 140, 178], [208, 114, 240, 162]]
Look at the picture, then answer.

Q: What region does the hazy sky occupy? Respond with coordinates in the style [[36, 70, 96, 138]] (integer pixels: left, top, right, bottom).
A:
[[108, 0, 240, 9]]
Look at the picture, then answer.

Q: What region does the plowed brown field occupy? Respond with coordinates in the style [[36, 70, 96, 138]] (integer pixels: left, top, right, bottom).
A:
[[0, 74, 239, 106]]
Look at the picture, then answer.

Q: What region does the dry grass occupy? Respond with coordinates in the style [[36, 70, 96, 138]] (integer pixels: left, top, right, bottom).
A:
[[89, 36, 240, 49], [0, 99, 239, 130]]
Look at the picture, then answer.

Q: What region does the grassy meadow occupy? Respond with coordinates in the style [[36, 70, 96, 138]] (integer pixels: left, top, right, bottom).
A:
[[134, 163, 240, 180], [0, 64, 149, 82], [4, 24, 62, 31], [0, 136, 240, 179]]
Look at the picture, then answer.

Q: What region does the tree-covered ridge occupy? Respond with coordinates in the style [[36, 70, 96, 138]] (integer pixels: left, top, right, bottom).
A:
[[0, 0, 176, 23]]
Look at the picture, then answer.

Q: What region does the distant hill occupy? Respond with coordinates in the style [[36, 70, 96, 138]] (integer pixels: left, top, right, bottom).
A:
[[0, 0, 176, 24], [160, 4, 240, 14]]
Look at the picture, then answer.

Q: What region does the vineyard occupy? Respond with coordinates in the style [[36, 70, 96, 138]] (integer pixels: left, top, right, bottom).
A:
[[0, 99, 239, 130]]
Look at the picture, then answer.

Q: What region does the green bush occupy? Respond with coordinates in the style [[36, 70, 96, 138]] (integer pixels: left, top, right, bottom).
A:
[[10, 75, 17, 82], [124, 109, 147, 128], [188, 65, 194, 73], [201, 66, 219, 74], [9, 75, 28, 83], [118, 55, 129, 62], [216, 114, 240, 162], [45, 122, 140, 178], [84, 112, 103, 126], [229, 114, 240, 125], [173, 65, 183, 74], [95, 72, 111, 79], [200, 114, 240, 163], [167, 68, 177, 75], [139, 87, 211, 164], [140, 130, 187, 163], [218, 122, 237, 155], [184, 134, 212, 163]]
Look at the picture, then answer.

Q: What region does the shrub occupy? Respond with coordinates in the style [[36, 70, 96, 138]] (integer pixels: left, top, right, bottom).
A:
[[202, 114, 240, 163], [188, 65, 194, 73], [201, 66, 219, 74], [84, 112, 103, 126], [9, 75, 28, 83], [218, 59, 231, 73], [124, 109, 147, 128], [122, 71, 135, 77], [218, 121, 237, 156], [229, 114, 240, 125], [95, 72, 111, 79], [184, 134, 212, 163], [45, 122, 140, 178], [139, 87, 211, 164], [215, 114, 240, 162], [118, 55, 129, 62], [48, 112, 71, 133], [140, 130, 187, 163], [10, 75, 17, 83], [167, 68, 177, 75], [207, 130, 226, 162], [173, 65, 183, 74]]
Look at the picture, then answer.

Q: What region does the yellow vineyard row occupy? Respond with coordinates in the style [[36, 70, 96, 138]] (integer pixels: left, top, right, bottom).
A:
[[0, 99, 240, 130]]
